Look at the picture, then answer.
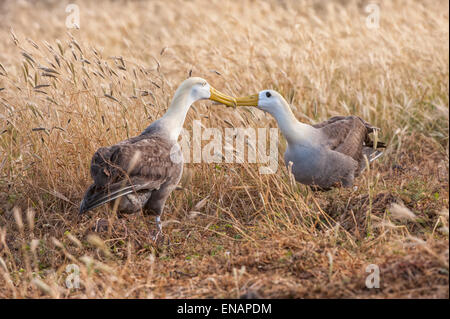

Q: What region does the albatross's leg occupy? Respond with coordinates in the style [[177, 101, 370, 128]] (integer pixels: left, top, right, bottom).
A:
[[151, 215, 162, 242], [144, 183, 174, 245], [156, 215, 162, 233], [150, 214, 170, 245], [144, 199, 167, 244]]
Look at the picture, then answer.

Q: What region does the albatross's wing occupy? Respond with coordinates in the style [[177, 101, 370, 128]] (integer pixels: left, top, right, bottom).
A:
[[313, 115, 385, 162], [80, 136, 181, 214]]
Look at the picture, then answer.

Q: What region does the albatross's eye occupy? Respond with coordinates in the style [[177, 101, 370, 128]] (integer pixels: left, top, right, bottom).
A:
[[266, 92, 271, 98]]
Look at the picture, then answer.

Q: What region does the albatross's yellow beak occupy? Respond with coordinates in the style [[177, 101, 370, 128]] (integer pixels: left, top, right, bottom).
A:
[[209, 88, 259, 108], [209, 87, 238, 107], [231, 94, 259, 107]]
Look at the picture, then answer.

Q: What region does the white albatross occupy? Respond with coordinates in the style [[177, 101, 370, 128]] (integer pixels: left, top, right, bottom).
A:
[[79, 77, 237, 240], [232, 90, 386, 190]]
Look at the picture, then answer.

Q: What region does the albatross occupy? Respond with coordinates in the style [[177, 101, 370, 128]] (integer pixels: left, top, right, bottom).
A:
[[232, 90, 386, 189], [79, 77, 237, 239]]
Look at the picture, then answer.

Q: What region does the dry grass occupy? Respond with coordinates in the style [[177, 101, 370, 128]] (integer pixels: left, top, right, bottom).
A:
[[0, 0, 448, 298]]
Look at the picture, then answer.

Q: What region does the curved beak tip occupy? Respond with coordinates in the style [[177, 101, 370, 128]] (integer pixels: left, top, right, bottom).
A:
[[209, 87, 259, 108], [209, 87, 238, 108]]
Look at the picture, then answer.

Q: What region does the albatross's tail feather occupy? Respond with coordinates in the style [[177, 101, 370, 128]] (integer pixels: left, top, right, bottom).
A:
[[359, 147, 384, 173], [369, 150, 384, 162], [365, 140, 386, 148]]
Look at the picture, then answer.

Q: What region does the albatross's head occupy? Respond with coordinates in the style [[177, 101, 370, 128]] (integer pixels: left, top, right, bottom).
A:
[[232, 89, 291, 117], [175, 77, 237, 106], [161, 77, 239, 141]]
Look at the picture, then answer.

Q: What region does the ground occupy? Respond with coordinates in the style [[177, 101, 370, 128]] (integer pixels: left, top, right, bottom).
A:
[[0, 0, 448, 298]]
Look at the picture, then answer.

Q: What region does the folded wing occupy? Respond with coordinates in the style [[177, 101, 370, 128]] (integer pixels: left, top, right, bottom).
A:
[[313, 115, 386, 163], [80, 135, 181, 214]]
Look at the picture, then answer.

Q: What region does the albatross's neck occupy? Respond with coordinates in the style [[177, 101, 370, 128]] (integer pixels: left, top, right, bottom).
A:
[[270, 100, 317, 146], [157, 89, 195, 141]]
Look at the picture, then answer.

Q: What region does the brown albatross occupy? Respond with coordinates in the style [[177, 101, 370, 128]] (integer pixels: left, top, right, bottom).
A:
[[79, 77, 237, 239], [232, 90, 386, 190]]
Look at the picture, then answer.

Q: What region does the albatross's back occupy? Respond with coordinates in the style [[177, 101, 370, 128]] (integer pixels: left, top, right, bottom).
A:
[[285, 115, 385, 189], [313, 115, 385, 173], [79, 124, 183, 215]]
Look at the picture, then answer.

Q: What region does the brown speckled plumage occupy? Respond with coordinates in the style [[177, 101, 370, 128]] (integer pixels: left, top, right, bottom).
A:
[[78, 77, 235, 239], [79, 130, 182, 216], [312, 115, 386, 174]]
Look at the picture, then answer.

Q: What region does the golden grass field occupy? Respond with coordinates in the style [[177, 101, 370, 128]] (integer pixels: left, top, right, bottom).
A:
[[0, 0, 448, 298]]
